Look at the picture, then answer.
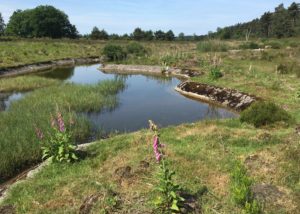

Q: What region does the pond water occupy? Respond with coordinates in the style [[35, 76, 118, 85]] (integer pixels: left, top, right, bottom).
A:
[[1, 64, 237, 133]]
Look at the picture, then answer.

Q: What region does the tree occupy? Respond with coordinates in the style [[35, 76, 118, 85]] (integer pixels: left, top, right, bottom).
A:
[[0, 12, 5, 35], [178, 32, 185, 41], [165, 30, 175, 41], [132, 27, 144, 40], [288, 2, 300, 26], [6, 5, 78, 38], [154, 30, 165, 40], [144, 30, 154, 41], [272, 4, 294, 38], [260, 12, 272, 37], [90, 27, 108, 40]]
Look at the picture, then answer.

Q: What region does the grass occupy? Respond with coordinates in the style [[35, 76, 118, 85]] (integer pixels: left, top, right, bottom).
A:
[[0, 39, 106, 68], [0, 38, 299, 213], [0, 79, 125, 181], [0, 76, 62, 93], [1, 120, 298, 213]]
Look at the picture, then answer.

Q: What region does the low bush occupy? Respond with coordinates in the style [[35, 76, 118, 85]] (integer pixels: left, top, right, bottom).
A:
[[209, 67, 223, 80], [197, 40, 228, 52], [102, 44, 127, 61], [240, 101, 292, 127], [126, 42, 147, 56], [239, 42, 260, 50]]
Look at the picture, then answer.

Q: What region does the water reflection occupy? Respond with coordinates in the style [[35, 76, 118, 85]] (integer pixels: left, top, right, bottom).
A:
[[1, 64, 238, 133], [0, 93, 26, 111], [37, 67, 75, 80]]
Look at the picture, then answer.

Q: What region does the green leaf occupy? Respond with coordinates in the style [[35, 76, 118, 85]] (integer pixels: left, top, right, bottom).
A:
[[171, 200, 179, 211]]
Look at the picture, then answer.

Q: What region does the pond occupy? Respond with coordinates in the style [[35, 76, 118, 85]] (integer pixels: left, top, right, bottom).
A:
[[1, 64, 237, 133]]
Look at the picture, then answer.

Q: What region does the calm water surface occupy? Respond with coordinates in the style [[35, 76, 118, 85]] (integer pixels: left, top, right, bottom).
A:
[[1, 64, 237, 133]]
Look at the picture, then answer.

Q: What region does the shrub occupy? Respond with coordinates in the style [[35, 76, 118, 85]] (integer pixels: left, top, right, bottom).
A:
[[126, 42, 147, 56], [209, 67, 223, 80], [239, 42, 260, 50], [197, 40, 228, 52], [240, 101, 292, 127], [102, 44, 127, 61]]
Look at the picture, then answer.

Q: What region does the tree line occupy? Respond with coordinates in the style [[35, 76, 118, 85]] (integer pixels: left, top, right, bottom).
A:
[[206, 2, 300, 39], [0, 3, 299, 40], [88, 27, 179, 41]]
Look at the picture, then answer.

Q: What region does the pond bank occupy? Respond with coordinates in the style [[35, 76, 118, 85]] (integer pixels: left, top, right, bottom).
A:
[[0, 57, 100, 77], [100, 64, 202, 79], [175, 81, 258, 111]]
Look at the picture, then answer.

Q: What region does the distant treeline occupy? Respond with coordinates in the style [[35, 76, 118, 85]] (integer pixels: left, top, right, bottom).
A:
[[205, 2, 300, 40], [0, 3, 299, 40]]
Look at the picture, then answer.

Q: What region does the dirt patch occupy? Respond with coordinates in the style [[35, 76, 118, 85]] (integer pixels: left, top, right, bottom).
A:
[[251, 184, 297, 213], [79, 193, 102, 214], [176, 81, 258, 111], [244, 151, 278, 181], [0, 205, 15, 214]]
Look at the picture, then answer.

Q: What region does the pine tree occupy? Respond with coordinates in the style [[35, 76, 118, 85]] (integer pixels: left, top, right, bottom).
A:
[[288, 2, 300, 27], [0, 12, 5, 35], [260, 12, 272, 37]]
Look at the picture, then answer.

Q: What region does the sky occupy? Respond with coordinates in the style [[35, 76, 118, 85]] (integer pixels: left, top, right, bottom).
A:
[[0, 0, 296, 35]]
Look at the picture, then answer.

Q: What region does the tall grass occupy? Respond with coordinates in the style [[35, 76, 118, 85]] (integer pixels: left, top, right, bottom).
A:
[[0, 79, 125, 182], [0, 76, 61, 93], [197, 40, 229, 52]]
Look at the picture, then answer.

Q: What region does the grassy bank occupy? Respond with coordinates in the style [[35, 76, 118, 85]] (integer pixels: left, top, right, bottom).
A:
[[0, 79, 125, 181], [0, 40, 105, 68], [1, 120, 299, 213]]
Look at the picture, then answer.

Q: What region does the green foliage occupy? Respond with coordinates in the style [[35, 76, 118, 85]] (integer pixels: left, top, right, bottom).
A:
[[243, 200, 261, 214], [205, 2, 300, 39], [209, 67, 223, 80], [240, 101, 292, 127], [90, 27, 108, 40], [0, 12, 5, 35], [230, 162, 261, 214], [102, 44, 127, 61], [41, 126, 78, 163], [126, 42, 147, 56], [239, 42, 260, 49], [197, 40, 228, 52], [154, 161, 185, 213], [154, 30, 175, 41], [6, 5, 77, 38], [230, 163, 253, 206]]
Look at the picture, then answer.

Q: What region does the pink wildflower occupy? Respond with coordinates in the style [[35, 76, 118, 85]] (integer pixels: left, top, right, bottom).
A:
[[153, 135, 162, 162], [56, 112, 65, 132]]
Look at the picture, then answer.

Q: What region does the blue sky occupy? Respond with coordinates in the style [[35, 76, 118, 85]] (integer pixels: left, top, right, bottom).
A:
[[0, 0, 296, 35]]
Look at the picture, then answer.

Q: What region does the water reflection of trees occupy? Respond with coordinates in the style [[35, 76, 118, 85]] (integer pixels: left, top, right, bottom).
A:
[[0, 93, 10, 111], [36, 67, 75, 80]]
